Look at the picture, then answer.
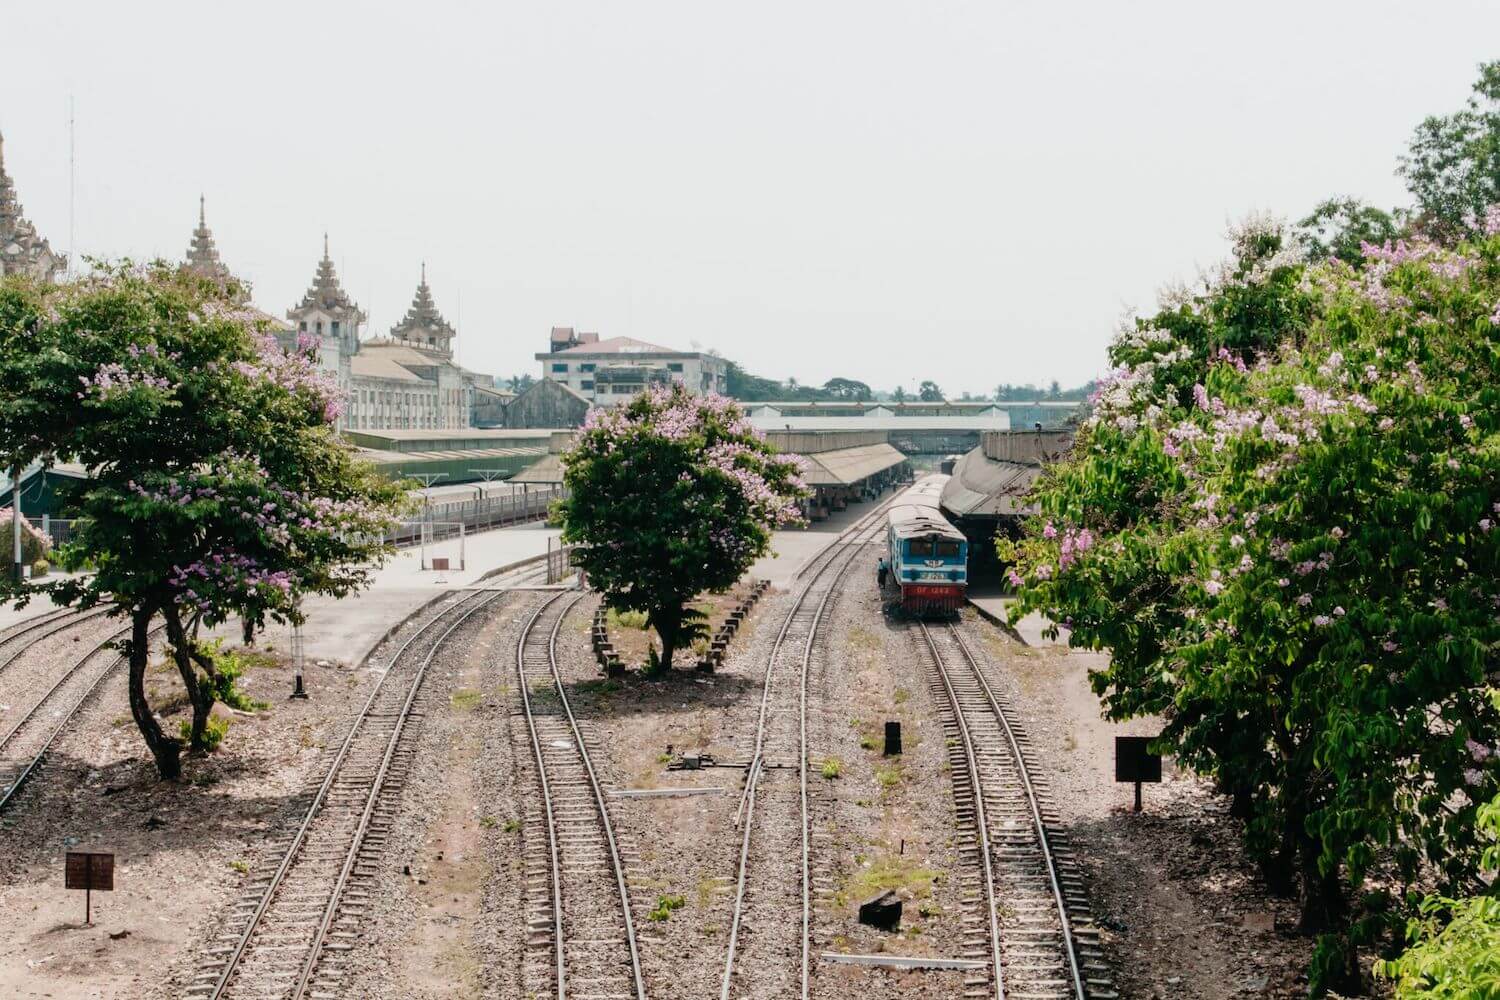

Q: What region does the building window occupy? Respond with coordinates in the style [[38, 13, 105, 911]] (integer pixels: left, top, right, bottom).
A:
[[580, 380, 594, 391], [331, 321, 340, 336], [552, 363, 568, 373], [667, 363, 683, 373], [580, 363, 595, 372], [316, 321, 323, 334], [298, 321, 307, 332]]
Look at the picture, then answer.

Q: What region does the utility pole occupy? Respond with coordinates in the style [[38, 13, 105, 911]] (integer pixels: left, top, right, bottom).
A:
[[11, 464, 23, 585]]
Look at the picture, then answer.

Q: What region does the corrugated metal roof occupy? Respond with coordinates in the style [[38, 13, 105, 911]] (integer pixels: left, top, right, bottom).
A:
[[799, 443, 907, 487], [940, 447, 1042, 517], [750, 415, 1011, 431]]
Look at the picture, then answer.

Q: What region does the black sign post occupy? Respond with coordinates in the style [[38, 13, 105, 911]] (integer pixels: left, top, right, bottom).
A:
[[1114, 736, 1162, 813], [65, 850, 115, 926]]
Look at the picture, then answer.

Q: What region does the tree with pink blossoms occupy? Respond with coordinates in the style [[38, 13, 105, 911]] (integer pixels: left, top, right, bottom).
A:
[[1001, 213, 1500, 993], [558, 383, 808, 674], [0, 263, 405, 779]]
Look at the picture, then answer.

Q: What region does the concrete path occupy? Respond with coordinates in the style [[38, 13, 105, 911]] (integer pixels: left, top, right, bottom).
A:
[[966, 582, 1070, 647]]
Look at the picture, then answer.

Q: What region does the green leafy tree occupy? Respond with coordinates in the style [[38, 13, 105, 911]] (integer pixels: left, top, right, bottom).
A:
[[721, 360, 784, 401], [822, 377, 872, 401], [917, 380, 943, 402], [558, 384, 808, 673], [1001, 213, 1500, 993], [0, 264, 406, 779], [1399, 61, 1500, 241], [890, 385, 907, 402], [1377, 684, 1500, 1000], [1296, 197, 1406, 265]]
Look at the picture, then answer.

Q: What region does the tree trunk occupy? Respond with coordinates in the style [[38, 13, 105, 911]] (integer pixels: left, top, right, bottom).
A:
[[127, 606, 181, 780], [164, 608, 215, 752], [648, 605, 682, 675]]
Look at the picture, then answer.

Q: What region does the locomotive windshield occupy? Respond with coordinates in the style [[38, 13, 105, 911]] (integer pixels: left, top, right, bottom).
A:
[[907, 538, 962, 559]]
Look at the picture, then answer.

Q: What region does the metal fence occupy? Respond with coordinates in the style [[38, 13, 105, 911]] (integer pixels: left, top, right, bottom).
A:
[[544, 538, 577, 585], [417, 485, 565, 532], [25, 517, 82, 548]]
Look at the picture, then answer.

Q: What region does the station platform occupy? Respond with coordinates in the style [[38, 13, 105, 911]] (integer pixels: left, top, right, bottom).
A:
[[966, 582, 1069, 647]]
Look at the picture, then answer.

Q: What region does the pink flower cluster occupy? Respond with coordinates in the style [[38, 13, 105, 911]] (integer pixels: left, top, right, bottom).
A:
[[234, 333, 347, 424], [77, 362, 173, 401]]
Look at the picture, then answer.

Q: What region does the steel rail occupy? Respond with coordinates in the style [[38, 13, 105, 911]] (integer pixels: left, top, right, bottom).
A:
[[287, 587, 506, 999], [0, 604, 115, 677], [915, 621, 1006, 1000], [203, 588, 493, 1000], [518, 589, 648, 1000], [0, 620, 156, 815], [720, 496, 895, 1000], [926, 620, 1088, 1000], [516, 593, 571, 997]]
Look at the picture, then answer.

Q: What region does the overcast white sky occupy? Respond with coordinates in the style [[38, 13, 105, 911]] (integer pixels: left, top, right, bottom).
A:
[[5, 2, 1497, 395]]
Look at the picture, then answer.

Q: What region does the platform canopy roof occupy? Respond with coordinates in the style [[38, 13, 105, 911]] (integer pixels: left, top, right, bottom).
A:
[[797, 443, 907, 488], [940, 447, 1043, 518]]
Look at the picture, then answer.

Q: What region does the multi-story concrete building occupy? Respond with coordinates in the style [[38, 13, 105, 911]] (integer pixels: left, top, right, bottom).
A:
[[536, 327, 726, 406], [0, 130, 65, 282]]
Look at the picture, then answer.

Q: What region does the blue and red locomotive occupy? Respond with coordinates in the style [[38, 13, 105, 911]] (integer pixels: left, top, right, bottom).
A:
[[884, 477, 968, 614]]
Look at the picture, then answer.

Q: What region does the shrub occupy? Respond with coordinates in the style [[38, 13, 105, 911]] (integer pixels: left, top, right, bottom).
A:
[[0, 511, 50, 566], [649, 894, 686, 921], [181, 714, 230, 752], [821, 757, 843, 779], [198, 639, 269, 712], [30, 559, 48, 578]]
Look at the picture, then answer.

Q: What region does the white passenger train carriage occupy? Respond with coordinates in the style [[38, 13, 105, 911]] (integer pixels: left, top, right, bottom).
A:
[[885, 475, 968, 614]]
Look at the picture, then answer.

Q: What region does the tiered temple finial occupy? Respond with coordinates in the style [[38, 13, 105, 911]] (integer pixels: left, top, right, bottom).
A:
[[0, 128, 66, 282], [184, 195, 233, 282], [287, 234, 365, 352], [389, 263, 457, 357]]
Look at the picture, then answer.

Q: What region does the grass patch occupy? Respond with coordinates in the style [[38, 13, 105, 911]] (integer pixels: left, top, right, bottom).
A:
[[450, 688, 483, 711], [893, 687, 911, 705], [607, 608, 649, 631], [834, 855, 943, 909], [847, 627, 882, 653], [503, 818, 521, 833], [229, 859, 250, 875], [821, 757, 843, 780], [479, 815, 497, 829], [859, 734, 879, 752], [875, 764, 903, 790]]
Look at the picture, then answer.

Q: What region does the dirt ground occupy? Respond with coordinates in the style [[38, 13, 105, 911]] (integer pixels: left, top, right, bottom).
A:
[[0, 636, 384, 1000]]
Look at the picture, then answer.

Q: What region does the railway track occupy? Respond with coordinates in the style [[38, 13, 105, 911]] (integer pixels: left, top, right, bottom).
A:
[[0, 614, 144, 815], [189, 589, 504, 1000], [0, 603, 115, 677], [916, 620, 1114, 1000], [514, 589, 646, 1000], [721, 497, 895, 1000]]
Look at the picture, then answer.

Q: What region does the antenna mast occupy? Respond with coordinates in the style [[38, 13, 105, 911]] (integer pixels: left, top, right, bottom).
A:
[[68, 96, 76, 275]]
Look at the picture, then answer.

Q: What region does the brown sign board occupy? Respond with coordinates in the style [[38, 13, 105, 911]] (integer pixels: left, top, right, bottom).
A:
[[65, 851, 115, 892], [431, 557, 450, 571], [1115, 736, 1162, 784]]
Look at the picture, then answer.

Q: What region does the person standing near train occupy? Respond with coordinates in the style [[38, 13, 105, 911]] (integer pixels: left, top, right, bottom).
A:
[[877, 556, 889, 589]]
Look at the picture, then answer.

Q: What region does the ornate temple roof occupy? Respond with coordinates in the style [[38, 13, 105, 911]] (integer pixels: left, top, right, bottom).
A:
[[288, 234, 364, 321], [0, 130, 66, 281], [389, 262, 456, 349], [183, 195, 233, 282]]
